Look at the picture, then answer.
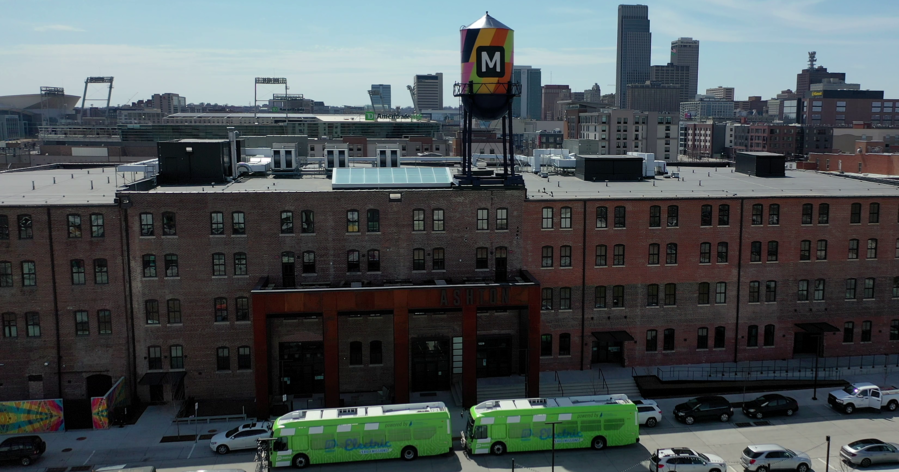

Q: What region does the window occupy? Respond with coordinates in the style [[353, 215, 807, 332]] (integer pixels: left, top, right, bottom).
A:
[[542, 207, 553, 229], [750, 241, 762, 262], [541, 334, 553, 356], [2, 313, 16, 338], [541, 288, 553, 310], [161, 212, 176, 236], [346, 210, 360, 233], [170, 345, 184, 369], [210, 212, 224, 235], [74, 310, 89, 336], [596, 206, 608, 228], [716, 282, 727, 304], [698, 283, 710, 305], [214, 297, 228, 322], [0, 261, 10, 287], [432, 209, 444, 231], [848, 239, 859, 259], [667, 205, 678, 227], [67, 214, 82, 238], [701, 205, 712, 226], [235, 296, 249, 322], [663, 328, 675, 351], [764, 324, 775, 347], [767, 241, 779, 262], [666, 243, 677, 264], [541, 246, 553, 268], [26, 312, 40, 337], [145, 300, 159, 324], [558, 287, 572, 310], [864, 278, 875, 299], [844, 321, 854, 343], [216, 347, 230, 371], [612, 285, 625, 307], [646, 330, 658, 352], [747, 325, 759, 347], [614, 206, 626, 228], [891, 320, 899, 341], [697, 328, 709, 349], [869, 203, 880, 223], [98, 310, 112, 335], [765, 281, 777, 302], [370, 341, 383, 365], [751, 204, 763, 225], [475, 247, 488, 270], [142, 254, 156, 278], [646, 284, 659, 306], [718, 204, 730, 226], [867, 239, 878, 259], [894, 277, 899, 298], [594, 286, 607, 308], [212, 253, 226, 276], [0, 215, 7, 240], [473, 208, 489, 231], [496, 208, 508, 230], [716, 242, 728, 263], [560, 207, 572, 229], [280, 211, 293, 234], [231, 211, 245, 235], [139, 213, 153, 236], [613, 245, 625, 266], [845, 278, 857, 299], [664, 283, 677, 306], [413, 209, 425, 231], [70, 259, 85, 285], [768, 204, 780, 225], [90, 258, 109, 285], [814, 279, 826, 300], [300, 210, 314, 233], [559, 333, 571, 356], [238, 346, 252, 370], [698, 242, 710, 264], [800, 240, 811, 260], [649, 205, 661, 228], [367, 209, 380, 233], [367, 250, 380, 272], [167, 299, 182, 324], [861, 321, 872, 342], [648, 244, 660, 265], [164, 254, 179, 278], [595, 245, 607, 266], [816, 240, 827, 260], [801, 203, 813, 224], [749, 281, 760, 303], [818, 203, 829, 224], [850, 202, 862, 224], [302, 251, 315, 274], [228, 252, 246, 276], [20, 261, 36, 287], [560, 246, 572, 267], [148, 346, 162, 370], [714, 326, 726, 349]]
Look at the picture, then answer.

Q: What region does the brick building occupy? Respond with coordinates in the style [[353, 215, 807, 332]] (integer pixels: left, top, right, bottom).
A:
[[809, 141, 899, 175]]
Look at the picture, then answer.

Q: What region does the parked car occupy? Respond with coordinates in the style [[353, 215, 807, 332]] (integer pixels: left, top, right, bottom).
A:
[[0, 435, 46, 466], [840, 438, 899, 467], [650, 447, 727, 472], [827, 382, 899, 414], [673, 396, 733, 425], [741, 394, 799, 419], [635, 399, 663, 427], [209, 421, 273, 454], [740, 444, 811, 472]]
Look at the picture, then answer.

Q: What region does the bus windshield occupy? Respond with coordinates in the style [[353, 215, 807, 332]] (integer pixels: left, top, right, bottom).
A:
[[466, 418, 474, 438]]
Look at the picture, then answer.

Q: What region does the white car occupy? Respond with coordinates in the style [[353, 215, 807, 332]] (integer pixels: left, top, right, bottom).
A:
[[635, 399, 663, 427], [209, 421, 272, 455], [651, 447, 727, 472]]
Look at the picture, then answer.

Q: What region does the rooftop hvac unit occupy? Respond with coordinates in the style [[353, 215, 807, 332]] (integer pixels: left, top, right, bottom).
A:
[[325, 143, 349, 169], [271, 143, 299, 173], [377, 144, 401, 167]]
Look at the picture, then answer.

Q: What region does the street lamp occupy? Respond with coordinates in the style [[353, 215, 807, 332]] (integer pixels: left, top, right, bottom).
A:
[[546, 421, 561, 472], [812, 334, 822, 401]]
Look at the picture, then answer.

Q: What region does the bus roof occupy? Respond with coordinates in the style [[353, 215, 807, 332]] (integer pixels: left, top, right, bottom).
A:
[[275, 401, 447, 427], [472, 395, 633, 418]]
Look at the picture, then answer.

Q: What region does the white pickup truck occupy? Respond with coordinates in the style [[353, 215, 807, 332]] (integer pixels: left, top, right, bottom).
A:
[[827, 382, 899, 414]]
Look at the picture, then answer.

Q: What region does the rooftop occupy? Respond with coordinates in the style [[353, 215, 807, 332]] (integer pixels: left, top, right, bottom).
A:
[[0, 166, 120, 206], [275, 402, 447, 425], [473, 395, 633, 416]]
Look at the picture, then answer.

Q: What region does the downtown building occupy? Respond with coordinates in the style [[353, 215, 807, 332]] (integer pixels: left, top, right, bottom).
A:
[[615, 4, 651, 109], [512, 66, 542, 120]]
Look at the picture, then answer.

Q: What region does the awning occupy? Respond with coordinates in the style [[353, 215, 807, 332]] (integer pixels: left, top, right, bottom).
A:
[[794, 322, 841, 334], [138, 371, 187, 386], [592, 331, 635, 343]]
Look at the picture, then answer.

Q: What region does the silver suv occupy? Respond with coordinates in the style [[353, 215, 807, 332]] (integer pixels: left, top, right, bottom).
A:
[[651, 447, 727, 472], [740, 445, 810, 472]]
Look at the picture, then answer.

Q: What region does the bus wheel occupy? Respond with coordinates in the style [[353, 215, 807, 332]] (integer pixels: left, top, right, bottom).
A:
[[402, 446, 418, 461], [592, 436, 607, 450], [491, 442, 506, 455], [293, 453, 310, 469]]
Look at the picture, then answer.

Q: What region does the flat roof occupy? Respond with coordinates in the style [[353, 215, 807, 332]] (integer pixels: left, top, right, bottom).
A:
[[0, 166, 119, 206]]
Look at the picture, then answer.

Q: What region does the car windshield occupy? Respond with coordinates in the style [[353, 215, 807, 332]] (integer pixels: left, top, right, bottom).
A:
[[226, 427, 239, 437], [785, 449, 797, 456], [699, 453, 710, 461], [843, 386, 859, 395], [849, 439, 882, 447], [744, 448, 763, 458], [686, 398, 700, 408], [755, 395, 769, 402]]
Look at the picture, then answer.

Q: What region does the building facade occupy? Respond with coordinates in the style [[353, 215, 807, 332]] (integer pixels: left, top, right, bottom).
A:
[[576, 109, 677, 159], [370, 84, 392, 110], [680, 99, 735, 120], [615, 4, 652, 109], [412, 74, 443, 112], [670, 37, 699, 102], [512, 66, 542, 120], [650, 64, 691, 104], [627, 82, 682, 114], [542, 85, 571, 121], [706, 87, 735, 101]]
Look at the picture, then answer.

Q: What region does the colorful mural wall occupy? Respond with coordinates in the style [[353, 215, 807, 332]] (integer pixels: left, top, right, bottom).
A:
[[0, 399, 65, 433], [91, 376, 129, 429]]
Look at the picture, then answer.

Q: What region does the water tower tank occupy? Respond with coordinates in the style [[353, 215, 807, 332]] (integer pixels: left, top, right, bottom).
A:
[[460, 12, 514, 120]]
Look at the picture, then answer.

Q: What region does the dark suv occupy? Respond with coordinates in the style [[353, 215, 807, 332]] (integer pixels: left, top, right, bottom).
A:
[[673, 396, 733, 425], [0, 435, 46, 466]]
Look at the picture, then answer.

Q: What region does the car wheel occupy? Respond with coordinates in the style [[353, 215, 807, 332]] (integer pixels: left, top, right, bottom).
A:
[[786, 409, 795, 416], [888, 401, 898, 412], [646, 417, 658, 427], [757, 466, 768, 472], [860, 458, 872, 467], [755, 412, 764, 419], [844, 404, 855, 414], [491, 442, 506, 456], [591, 436, 606, 450], [20, 456, 32, 467], [216, 445, 230, 455], [720, 413, 730, 422], [797, 462, 810, 472], [293, 453, 310, 469], [684, 416, 695, 425], [401, 446, 418, 461]]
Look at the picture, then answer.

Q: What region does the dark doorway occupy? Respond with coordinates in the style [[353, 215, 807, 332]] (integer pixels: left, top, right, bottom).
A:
[[477, 336, 513, 378], [62, 399, 92, 430], [281, 252, 296, 288], [280, 342, 324, 395], [591, 340, 624, 364], [495, 247, 508, 282], [86, 374, 113, 398], [411, 338, 450, 391], [149, 385, 164, 402], [793, 332, 818, 355]]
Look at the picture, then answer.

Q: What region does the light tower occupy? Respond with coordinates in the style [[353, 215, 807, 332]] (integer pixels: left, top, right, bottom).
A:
[[79, 77, 114, 122]]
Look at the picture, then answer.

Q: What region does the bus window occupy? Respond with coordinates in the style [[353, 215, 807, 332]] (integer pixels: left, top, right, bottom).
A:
[[387, 428, 411, 442], [580, 419, 603, 432], [273, 438, 288, 451], [413, 427, 436, 440], [473, 425, 488, 440], [604, 418, 625, 430]]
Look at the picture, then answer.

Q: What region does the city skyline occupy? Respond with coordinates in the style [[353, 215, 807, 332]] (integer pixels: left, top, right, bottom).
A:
[[2, 0, 898, 109]]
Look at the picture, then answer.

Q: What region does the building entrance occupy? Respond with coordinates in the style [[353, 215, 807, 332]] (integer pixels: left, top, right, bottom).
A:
[[410, 338, 451, 391], [591, 340, 624, 364], [793, 332, 819, 356], [477, 335, 513, 378], [279, 342, 324, 395]]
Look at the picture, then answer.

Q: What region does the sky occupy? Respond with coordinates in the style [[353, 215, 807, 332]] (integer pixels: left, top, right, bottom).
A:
[[2, 0, 898, 109]]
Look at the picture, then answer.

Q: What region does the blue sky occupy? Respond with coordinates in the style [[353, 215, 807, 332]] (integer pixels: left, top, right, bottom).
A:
[[2, 0, 897, 108]]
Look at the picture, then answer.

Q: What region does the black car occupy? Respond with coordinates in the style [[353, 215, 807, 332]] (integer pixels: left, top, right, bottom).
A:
[[0, 435, 46, 466], [673, 396, 733, 425], [742, 394, 799, 419]]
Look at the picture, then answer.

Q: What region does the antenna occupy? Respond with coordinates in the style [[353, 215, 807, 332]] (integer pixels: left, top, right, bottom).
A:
[[807, 51, 817, 70]]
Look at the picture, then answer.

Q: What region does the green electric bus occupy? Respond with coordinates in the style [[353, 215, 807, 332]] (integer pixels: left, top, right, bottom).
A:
[[269, 402, 452, 469], [462, 394, 639, 455]]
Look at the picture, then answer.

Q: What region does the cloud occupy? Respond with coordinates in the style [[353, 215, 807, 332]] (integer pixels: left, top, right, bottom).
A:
[[33, 24, 85, 33]]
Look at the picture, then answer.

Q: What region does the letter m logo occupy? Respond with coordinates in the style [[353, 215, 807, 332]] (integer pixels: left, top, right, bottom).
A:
[[476, 46, 505, 78]]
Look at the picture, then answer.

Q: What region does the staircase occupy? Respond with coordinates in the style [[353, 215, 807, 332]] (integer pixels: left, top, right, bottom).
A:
[[604, 377, 642, 398], [477, 381, 526, 403]]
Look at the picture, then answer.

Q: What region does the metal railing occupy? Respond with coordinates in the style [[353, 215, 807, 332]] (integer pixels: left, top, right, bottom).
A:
[[656, 354, 899, 382], [553, 371, 564, 396], [597, 368, 609, 395]]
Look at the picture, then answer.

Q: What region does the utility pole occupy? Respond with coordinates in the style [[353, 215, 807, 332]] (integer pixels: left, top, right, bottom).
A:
[[546, 421, 561, 472]]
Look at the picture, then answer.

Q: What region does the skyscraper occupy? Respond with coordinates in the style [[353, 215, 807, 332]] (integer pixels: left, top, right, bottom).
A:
[[615, 4, 651, 109], [796, 52, 846, 96], [411, 73, 443, 112], [584, 84, 602, 103], [542, 85, 570, 121], [650, 64, 690, 103], [670, 37, 699, 101], [370, 84, 391, 109], [512, 65, 542, 119]]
